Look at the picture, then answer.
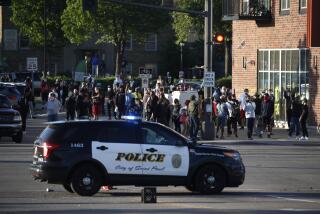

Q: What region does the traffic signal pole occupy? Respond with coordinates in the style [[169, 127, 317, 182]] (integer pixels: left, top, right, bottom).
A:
[[99, 0, 215, 140], [202, 0, 215, 140]]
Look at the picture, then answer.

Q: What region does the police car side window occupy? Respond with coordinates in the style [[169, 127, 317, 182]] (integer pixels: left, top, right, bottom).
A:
[[103, 122, 137, 144], [142, 126, 179, 145]]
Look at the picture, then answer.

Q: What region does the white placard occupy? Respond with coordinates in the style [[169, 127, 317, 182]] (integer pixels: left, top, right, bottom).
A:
[[26, 57, 38, 71], [74, 72, 84, 82], [141, 77, 149, 88], [203, 71, 215, 87]]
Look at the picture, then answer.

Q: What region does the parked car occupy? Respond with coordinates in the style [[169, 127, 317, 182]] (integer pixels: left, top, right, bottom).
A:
[[0, 82, 22, 105], [0, 94, 23, 143]]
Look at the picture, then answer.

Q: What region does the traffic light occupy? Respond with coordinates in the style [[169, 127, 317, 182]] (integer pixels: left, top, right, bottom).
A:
[[82, 0, 97, 12], [213, 33, 225, 44]]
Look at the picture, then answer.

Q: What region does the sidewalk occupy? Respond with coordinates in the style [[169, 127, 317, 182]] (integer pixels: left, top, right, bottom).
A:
[[205, 127, 320, 144]]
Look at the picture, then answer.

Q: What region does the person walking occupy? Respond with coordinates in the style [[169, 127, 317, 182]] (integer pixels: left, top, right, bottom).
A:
[[92, 87, 102, 120], [244, 96, 256, 140], [106, 86, 115, 120], [24, 77, 34, 119], [46, 92, 61, 122], [253, 93, 263, 137], [262, 93, 274, 138], [115, 86, 126, 119], [289, 96, 302, 139], [299, 98, 309, 141], [188, 95, 199, 140], [216, 96, 228, 139], [172, 98, 181, 133], [65, 90, 76, 121], [156, 92, 170, 126], [226, 95, 239, 138]]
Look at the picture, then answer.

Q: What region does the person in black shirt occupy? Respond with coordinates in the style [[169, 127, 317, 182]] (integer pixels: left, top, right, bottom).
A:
[[289, 96, 302, 138], [299, 98, 309, 141]]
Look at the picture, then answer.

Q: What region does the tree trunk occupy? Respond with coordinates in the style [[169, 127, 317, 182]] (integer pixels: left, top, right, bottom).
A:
[[115, 40, 126, 77]]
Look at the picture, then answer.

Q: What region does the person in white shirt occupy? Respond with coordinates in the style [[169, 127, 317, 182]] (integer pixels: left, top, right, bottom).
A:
[[244, 96, 256, 140], [239, 88, 249, 129], [46, 92, 61, 122]]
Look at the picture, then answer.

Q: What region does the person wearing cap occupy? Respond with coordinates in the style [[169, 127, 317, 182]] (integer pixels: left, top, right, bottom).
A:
[[299, 98, 309, 141]]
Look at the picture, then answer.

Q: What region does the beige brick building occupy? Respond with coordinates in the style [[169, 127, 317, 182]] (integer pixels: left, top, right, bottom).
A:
[[223, 0, 320, 126]]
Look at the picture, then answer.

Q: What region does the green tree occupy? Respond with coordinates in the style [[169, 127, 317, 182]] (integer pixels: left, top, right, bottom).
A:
[[10, 0, 67, 47], [172, 0, 231, 43], [61, 0, 170, 75]]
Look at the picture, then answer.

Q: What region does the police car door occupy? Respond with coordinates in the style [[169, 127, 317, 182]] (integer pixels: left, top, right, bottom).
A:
[[140, 124, 189, 176], [92, 122, 143, 175]]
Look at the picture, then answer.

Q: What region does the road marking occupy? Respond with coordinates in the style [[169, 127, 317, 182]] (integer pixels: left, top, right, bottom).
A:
[[281, 208, 320, 211], [268, 195, 318, 203]]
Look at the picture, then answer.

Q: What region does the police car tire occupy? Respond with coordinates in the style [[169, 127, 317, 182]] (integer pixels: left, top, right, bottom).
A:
[[195, 165, 226, 194], [70, 164, 103, 196], [63, 182, 74, 193], [12, 131, 23, 143]]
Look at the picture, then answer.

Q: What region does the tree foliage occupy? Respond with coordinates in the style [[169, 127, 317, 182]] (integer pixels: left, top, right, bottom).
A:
[[10, 0, 67, 47], [172, 0, 231, 43], [61, 0, 170, 75]]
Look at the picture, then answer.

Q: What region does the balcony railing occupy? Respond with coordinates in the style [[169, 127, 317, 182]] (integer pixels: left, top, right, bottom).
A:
[[222, 0, 272, 23]]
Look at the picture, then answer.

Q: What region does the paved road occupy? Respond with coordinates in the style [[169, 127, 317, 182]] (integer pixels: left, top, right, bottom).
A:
[[0, 117, 320, 213]]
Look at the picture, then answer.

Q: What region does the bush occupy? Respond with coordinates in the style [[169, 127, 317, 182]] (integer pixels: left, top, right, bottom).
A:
[[216, 76, 232, 88], [95, 76, 116, 89]]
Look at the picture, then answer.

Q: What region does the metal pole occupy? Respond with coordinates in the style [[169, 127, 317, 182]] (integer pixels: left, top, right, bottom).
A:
[[43, 0, 47, 78], [180, 43, 184, 71], [202, 0, 215, 140]]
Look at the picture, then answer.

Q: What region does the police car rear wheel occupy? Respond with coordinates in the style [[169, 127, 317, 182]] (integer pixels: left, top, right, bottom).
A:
[[71, 164, 102, 196], [63, 182, 74, 193], [195, 165, 226, 194]]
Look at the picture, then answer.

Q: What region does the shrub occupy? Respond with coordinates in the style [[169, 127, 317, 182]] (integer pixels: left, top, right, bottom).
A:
[[216, 76, 232, 88]]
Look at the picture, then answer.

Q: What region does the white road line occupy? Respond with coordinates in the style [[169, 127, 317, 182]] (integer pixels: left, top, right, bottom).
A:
[[268, 195, 318, 203], [281, 208, 320, 211]]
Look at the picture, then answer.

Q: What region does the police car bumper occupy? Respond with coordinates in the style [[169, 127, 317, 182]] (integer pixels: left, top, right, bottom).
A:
[[227, 162, 245, 187], [31, 164, 68, 183]]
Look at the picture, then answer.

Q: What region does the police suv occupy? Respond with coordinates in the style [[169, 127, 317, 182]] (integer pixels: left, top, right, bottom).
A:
[[31, 117, 245, 196]]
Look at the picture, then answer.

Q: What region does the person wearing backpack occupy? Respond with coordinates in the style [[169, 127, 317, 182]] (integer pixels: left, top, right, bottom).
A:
[[216, 96, 229, 139], [226, 95, 239, 138], [188, 95, 199, 140]]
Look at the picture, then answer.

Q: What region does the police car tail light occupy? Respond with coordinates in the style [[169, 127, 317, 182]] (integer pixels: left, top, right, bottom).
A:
[[42, 142, 60, 158]]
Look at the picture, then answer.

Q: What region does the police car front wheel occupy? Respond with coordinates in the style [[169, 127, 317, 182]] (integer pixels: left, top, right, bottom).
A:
[[70, 164, 103, 196], [63, 182, 74, 193], [195, 165, 226, 194]]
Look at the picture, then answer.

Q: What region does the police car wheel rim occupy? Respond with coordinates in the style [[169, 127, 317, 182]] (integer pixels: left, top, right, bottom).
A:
[[203, 173, 216, 187], [82, 175, 92, 186]]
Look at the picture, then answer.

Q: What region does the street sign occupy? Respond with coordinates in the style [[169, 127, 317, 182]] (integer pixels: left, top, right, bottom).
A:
[[179, 71, 184, 79], [26, 57, 38, 71], [203, 71, 215, 87], [139, 67, 152, 78], [141, 77, 149, 88]]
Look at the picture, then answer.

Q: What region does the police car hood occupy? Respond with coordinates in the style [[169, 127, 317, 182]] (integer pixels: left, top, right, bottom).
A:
[[194, 143, 235, 153], [0, 108, 17, 114]]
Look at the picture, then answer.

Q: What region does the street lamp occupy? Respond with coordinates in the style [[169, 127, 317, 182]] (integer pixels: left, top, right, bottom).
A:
[[180, 42, 184, 72]]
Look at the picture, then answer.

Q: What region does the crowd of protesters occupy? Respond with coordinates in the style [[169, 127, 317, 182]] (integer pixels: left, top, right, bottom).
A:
[[9, 74, 309, 141]]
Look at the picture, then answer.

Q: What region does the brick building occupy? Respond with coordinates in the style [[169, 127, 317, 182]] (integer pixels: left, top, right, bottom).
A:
[[223, 0, 320, 126]]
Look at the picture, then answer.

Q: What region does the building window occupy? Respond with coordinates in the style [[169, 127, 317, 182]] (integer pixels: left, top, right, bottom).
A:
[[280, 0, 290, 15], [300, 0, 307, 14], [145, 63, 157, 77], [258, 49, 309, 123], [19, 33, 30, 49], [125, 34, 133, 51], [125, 63, 133, 75], [242, 0, 249, 15], [144, 33, 157, 51]]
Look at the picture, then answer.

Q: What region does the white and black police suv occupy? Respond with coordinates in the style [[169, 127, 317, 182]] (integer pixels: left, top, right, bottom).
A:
[[31, 117, 245, 196]]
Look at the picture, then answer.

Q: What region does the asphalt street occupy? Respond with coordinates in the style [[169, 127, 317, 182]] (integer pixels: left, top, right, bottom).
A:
[[0, 115, 320, 214]]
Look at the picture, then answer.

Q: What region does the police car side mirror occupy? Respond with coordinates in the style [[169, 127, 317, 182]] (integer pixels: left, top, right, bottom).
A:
[[187, 139, 197, 146]]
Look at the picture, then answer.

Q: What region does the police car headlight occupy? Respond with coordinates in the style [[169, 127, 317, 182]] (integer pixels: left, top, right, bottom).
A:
[[224, 151, 241, 161], [13, 113, 21, 121]]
